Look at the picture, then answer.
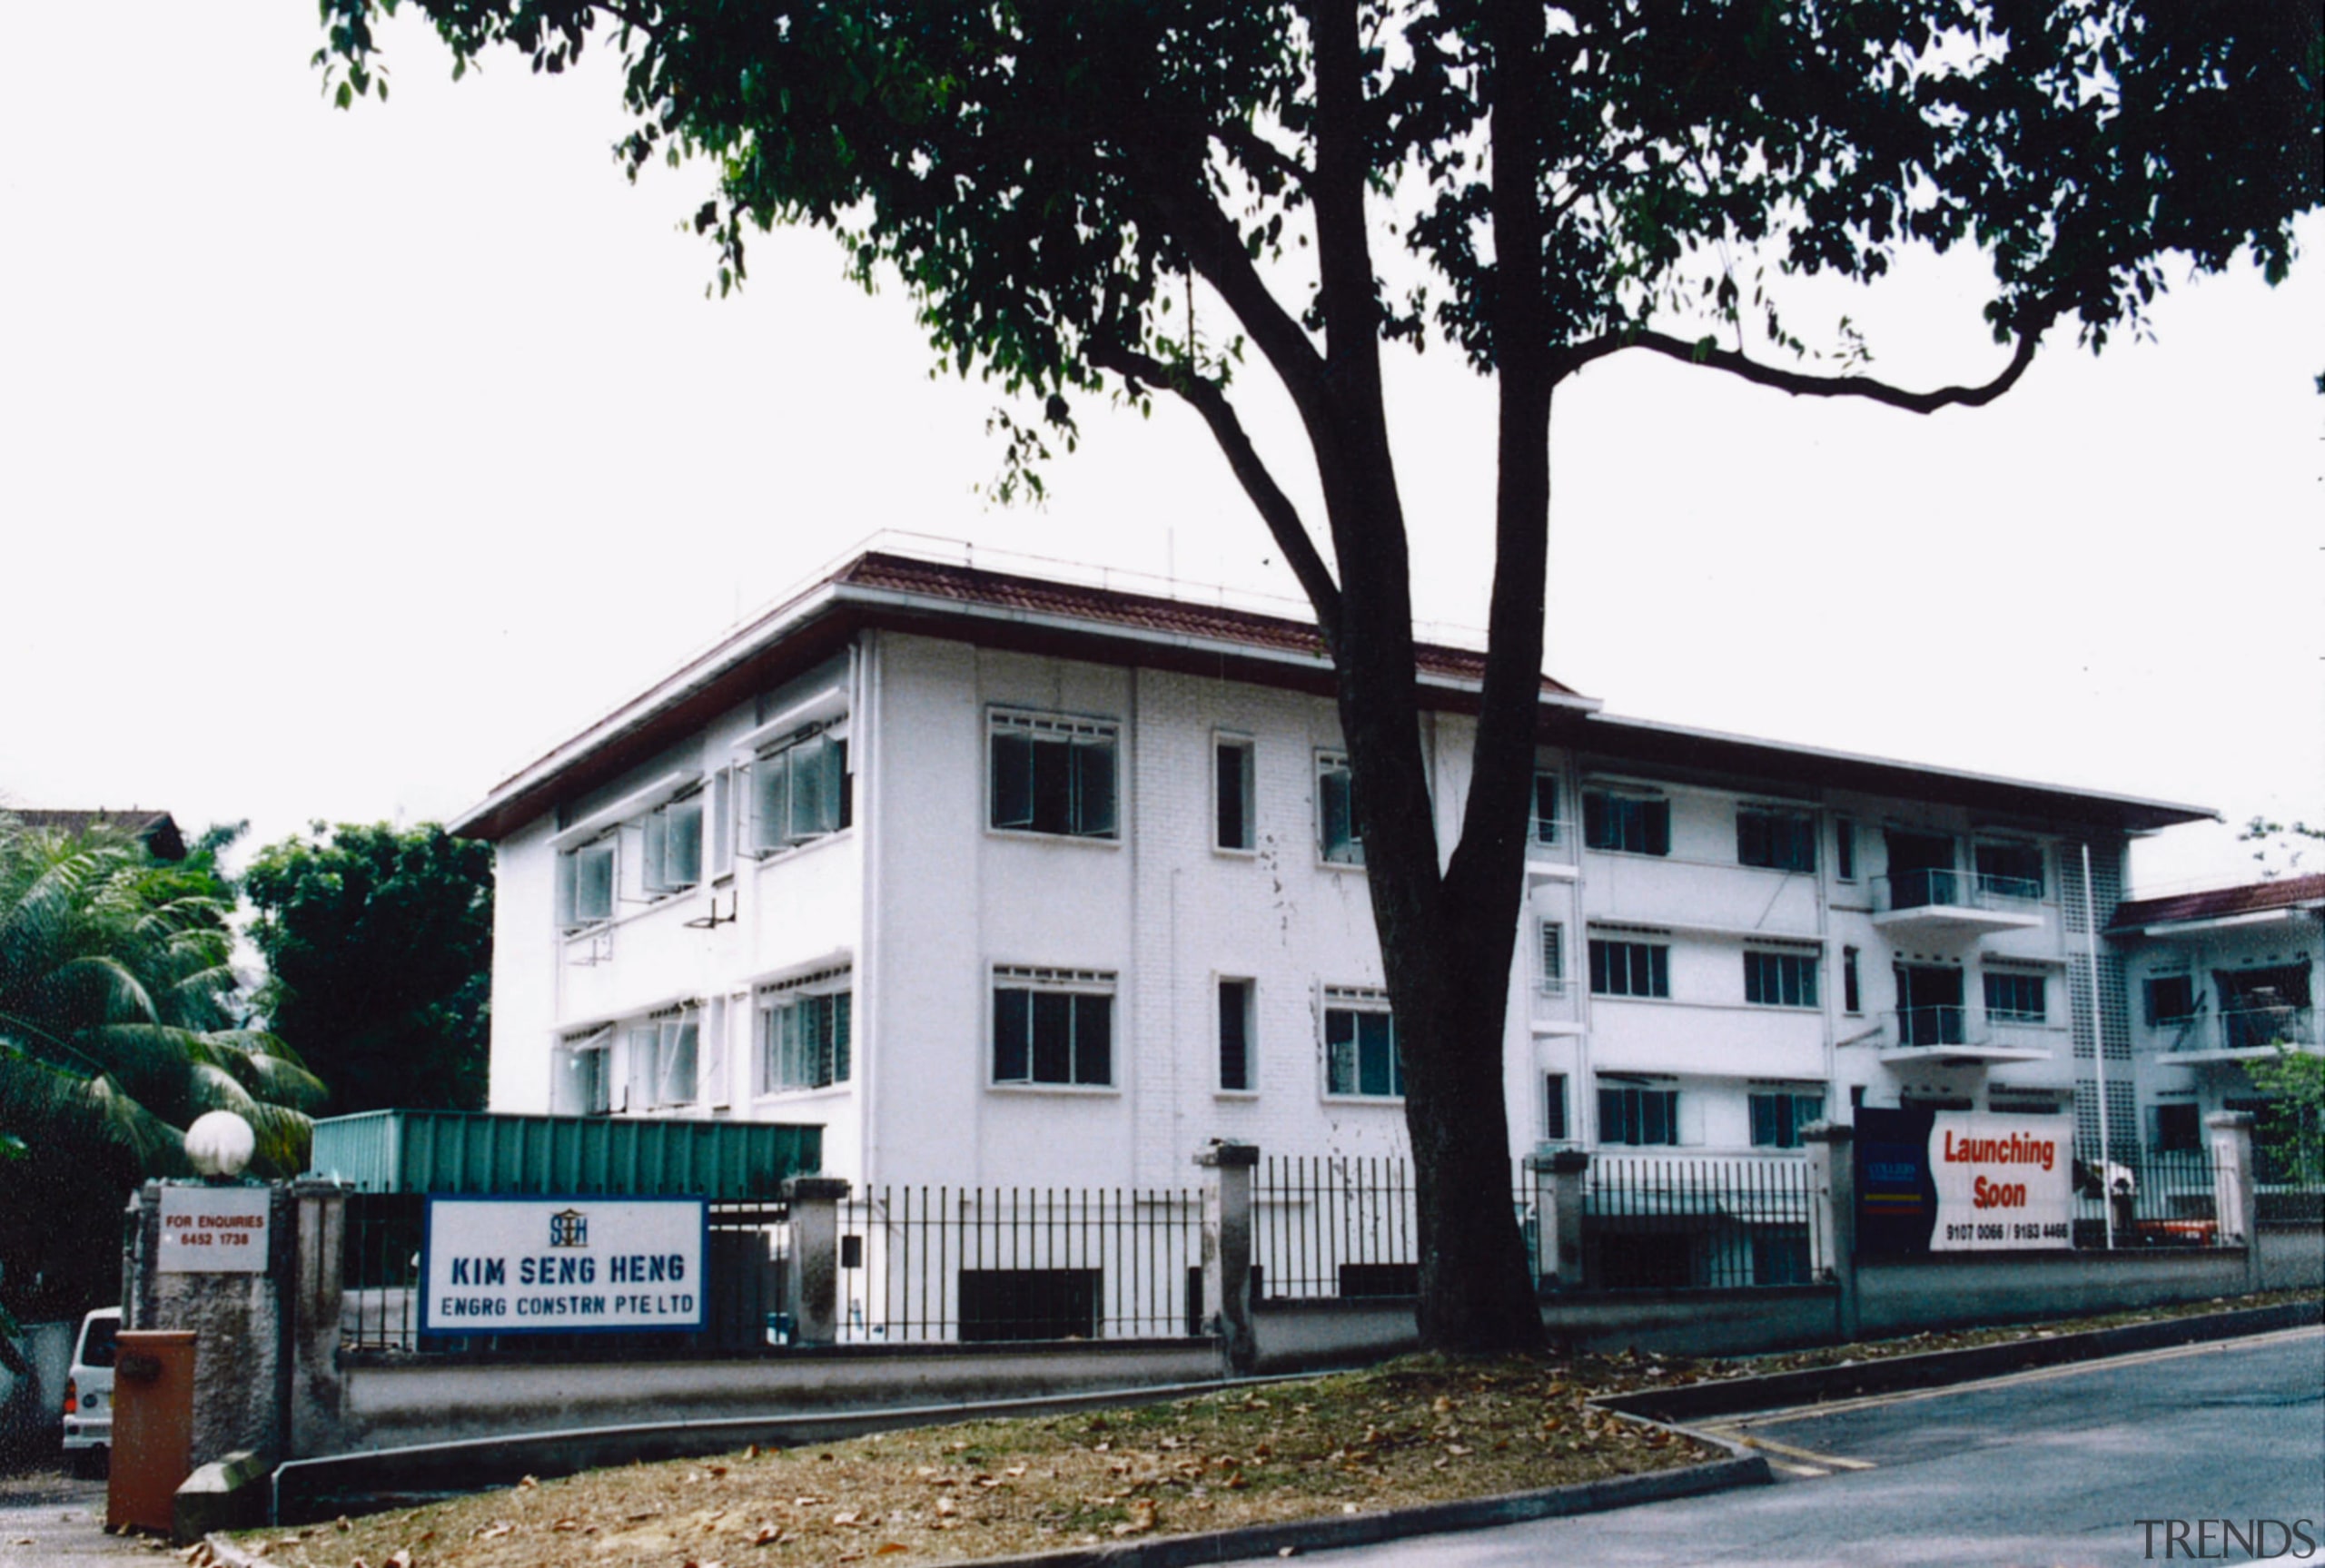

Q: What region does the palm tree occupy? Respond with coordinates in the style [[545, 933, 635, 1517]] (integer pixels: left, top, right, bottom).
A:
[[0, 816, 325, 1314]]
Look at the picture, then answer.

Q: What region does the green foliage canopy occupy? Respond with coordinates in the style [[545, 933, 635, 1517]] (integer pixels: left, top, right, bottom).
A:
[[244, 823, 494, 1117]]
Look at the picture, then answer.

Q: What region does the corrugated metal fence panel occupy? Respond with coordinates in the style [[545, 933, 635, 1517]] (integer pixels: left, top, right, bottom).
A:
[[305, 1110, 821, 1198]]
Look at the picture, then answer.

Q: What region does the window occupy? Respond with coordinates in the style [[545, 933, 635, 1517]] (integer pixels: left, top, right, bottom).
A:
[[992, 967, 1115, 1087], [1599, 1084, 1678, 1146], [1317, 751, 1363, 864], [2152, 1103, 2201, 1154], [2145, 973, 2197, 1025], [1843, 947, 1862, 1014], [1750, 1091, 1825, 1149], [1589, 939, 1670, 998], [1532, 771, 1560, 844], [991, 713, 1117, 839], [556, 1026, 613, 1114], [1544, 1073, 1569, 1141], [1974, 841, 2045, 900], [628, 1011, 699, 1109], [1538, 922, 1567, 994], [642, 791, 705, 894], [1216, 736, 1255, 851], [1835, 817, 1856, 882], [1323, 989, 1400, 1098], [759, 970, 853, 1091], [560, 837, 617, 931], [1744, 951, 1819, 1008], [709, 767, 734, 879], [750, 730, 850, 854], [1737, 807, 1817, 873], [1983, 971, 2048, 1024], [1218, 978, 1254, 1091], [1584, 790, 1670, 856]]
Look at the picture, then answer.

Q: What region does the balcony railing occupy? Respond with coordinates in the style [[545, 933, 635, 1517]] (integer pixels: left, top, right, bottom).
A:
[[2217, 1006, 2315, 1054], [1875, 867, 2041, 912], [1894, 1005, 1967, 1049]]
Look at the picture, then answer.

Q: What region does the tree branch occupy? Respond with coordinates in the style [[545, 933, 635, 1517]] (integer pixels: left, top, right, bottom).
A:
[[1088, 341, 1343, 645], [1212, 117, 1311, 195], [1573, 327, 2044, 411]]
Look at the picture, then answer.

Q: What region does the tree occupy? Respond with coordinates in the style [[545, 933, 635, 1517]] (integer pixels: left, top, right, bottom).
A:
[[2238, 816, 2323, 880], [244, 823, 494, 1117], [316, 0, 2320, 1350], [2250, 1048, 2325, 1187], [0, 818, 323, 1317]]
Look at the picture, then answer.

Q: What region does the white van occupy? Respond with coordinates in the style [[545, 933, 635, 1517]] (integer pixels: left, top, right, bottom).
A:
[[61, 1307, 119, 1476]]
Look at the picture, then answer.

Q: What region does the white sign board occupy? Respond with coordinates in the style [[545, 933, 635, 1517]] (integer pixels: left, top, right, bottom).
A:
[[420, 1197, 707, 1335], [1930, 1113, 2073, 1250], [157, 1187, 272, 1272]]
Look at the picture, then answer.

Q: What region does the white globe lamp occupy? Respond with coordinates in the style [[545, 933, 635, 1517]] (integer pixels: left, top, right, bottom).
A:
[[185, 1110, 257, 1181]]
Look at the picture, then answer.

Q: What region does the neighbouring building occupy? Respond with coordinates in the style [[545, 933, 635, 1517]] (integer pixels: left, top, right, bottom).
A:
[[450, 547, 2228, 1190], [8, 808, 187, 862]]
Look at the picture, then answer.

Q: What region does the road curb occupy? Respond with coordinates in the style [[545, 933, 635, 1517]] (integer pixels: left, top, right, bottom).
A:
[[204, 1424, 1767, 1568], [1600, 1298, 2324, 1424]]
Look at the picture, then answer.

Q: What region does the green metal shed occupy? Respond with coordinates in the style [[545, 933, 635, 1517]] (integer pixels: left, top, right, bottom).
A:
[[302, 1109, 822, 1198]]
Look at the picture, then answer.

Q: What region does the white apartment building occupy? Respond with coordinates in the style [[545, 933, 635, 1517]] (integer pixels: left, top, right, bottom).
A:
[[450, 548, 2214, 1188]]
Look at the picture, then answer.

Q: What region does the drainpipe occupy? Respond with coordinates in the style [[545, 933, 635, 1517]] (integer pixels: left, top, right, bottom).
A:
[[2082, 842, 2113, 1250]]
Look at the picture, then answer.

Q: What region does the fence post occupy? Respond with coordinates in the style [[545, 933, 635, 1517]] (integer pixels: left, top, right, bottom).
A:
[[288, 1180, 348, 1459], [1802, 1122, 1858, 1344], [2206, 1110, 2258, 1287], [1527, 1145, 1589, 1291], [781, 1177, 851, 1347], [1194, 1140, 1259, 1375]]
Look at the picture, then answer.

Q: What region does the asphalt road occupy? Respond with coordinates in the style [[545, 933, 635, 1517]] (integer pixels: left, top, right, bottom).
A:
[[1261, 1326, 2325, 1568], [0, 1467, 156, 1565]]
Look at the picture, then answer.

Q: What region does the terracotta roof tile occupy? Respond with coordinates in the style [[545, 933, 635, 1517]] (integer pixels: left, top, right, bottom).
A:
[[2112, 873, 2325, 930]]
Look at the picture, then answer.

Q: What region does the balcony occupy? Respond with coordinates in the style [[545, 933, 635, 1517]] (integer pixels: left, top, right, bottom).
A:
[[1875, 1006, 2056, 1066], [1869, 867, 2044, 942], [2171, 1006, 2318, 1065]]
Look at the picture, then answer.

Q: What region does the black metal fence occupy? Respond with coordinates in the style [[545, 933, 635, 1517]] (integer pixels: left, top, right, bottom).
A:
[[2071, 1147, 2224, 1247], [835, 1186, 1202, 1341], [1582, 1154, 1822, 1288]]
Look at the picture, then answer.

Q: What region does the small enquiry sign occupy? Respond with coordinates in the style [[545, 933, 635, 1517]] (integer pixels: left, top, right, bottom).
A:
[[1929, 1112, 2073, 1250], [156, 1187, 272, 1273], [420, 1196, 708, 1335]]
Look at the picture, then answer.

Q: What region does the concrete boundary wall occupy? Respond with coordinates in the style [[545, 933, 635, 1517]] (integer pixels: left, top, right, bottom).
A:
[[1854, 1246, 2252, 1337], [2256, 1223, 2322, 1292]]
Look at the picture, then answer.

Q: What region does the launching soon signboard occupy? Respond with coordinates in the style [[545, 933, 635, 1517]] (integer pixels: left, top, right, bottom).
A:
[[1929, 1113, 2073, 1250], [420, 1196, 707, 1335]]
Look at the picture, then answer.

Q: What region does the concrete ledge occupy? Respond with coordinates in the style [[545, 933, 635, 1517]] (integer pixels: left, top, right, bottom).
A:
[[175, 1450, 272, 1544], [1604, 1298, 2325, 1425]]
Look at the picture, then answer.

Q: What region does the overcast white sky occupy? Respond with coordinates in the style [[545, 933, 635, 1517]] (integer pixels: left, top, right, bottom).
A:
[[3, 5, 2318, 892]]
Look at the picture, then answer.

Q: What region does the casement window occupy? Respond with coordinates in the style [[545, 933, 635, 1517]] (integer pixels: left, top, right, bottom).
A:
[[1544, 1073, 1570, 1141], [2144, 973, 2198, 1026], [1843, 947, 1862, 1014], [1834, 817, 1857, 882], [1532, 771, 1561, 844], [1974, 841, 2044, 900], [1538, 922, 1567, 995], [1317, 751, 1363, 864], [1216, 735, 1255, 851], [555, 1026, 614, 1115], [1218, 978, 1255, 1091], [1744, 951, 1819, 1009], [990, 712, 1117, 839], [1983, 970, 2048, 1024], [709, 767, 735, 879], [627, 1010, 699, 1110], [757, 967, 853, 1091], [992, 966, 1115, 1087], [1583, 789, 1670, 856], [1750, 1090, 1825, 1149], [749, 729, 850, 854], [641, 790, 705, 895], [559, 836, 618, 931], [1588, 938, 1670, 998], [1322, 988, 1400, 1098], [1736, 807, 1817, 873], [1598, 1084, 1678, 1146]]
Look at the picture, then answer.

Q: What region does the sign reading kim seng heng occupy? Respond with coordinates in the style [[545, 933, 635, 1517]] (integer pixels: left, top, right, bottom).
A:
[[1930, 1113, 2072, 1251], [420, 1196, 707, 1335]]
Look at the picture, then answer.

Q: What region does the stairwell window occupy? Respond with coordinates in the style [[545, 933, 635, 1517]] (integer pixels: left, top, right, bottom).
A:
[[1533, 771, 1561, 844], [1737, 807, 1817, 873], [1538, 922, 1567, 995], [1323, 988, 1401, 1099], [1589, 939, 1670, 999], [1218, 978, 1255, 1091], [1317, 751, 1363, 864], [1544, 1073, 1570, 1140], [1744, 951, 1819, 1009], [992, 967, 1115, 1087], [759, 968, 853, 1091], [1583, 789, 1669, 856], [1216, 735, 1255, 851], [748, 728, 850, 855], [991, 712, 1118, 839]]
